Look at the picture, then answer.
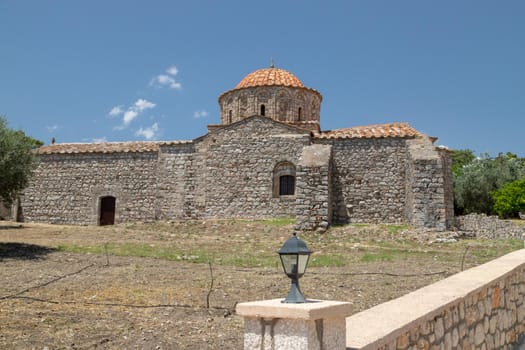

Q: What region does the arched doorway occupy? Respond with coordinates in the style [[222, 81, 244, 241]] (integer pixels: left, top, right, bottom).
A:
[[99, 196, 116, 226]]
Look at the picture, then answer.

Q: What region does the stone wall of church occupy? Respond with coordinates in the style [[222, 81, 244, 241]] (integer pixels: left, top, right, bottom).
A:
[[295, 144, 333, 230], [156, 142, 198, 220], [19, 120, 453, 231], [316, 138, 410, 224], [20, 152, 159, 225], [219, 86, 322, 131], [194, 117, 311, 219], [405, 138, 453, 230]]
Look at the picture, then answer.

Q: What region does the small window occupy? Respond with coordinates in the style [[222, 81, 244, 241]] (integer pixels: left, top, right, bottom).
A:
[[260, 104, 266, 116], [273, 161, 296, 197], [228, 110, 232, 124], [298, 107, 302, 121], [279, 175, 295, 195]]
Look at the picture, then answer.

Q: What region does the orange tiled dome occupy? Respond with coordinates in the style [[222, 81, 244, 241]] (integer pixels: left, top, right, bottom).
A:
[[235, 67, 304, 89]]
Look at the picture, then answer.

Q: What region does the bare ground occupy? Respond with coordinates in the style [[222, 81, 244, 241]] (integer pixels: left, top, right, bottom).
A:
[[0, 220, 521, 349]]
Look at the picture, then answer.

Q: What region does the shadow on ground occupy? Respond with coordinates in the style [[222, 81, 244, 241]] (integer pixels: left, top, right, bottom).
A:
[[0, 242, 56, 261], [0, 223, 24, 230]]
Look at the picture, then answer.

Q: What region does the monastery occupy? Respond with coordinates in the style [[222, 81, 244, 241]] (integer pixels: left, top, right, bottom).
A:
[[17, 66, 454, 230]]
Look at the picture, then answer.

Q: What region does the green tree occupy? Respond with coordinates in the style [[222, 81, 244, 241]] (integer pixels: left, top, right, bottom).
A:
[[454, 153, 525, 215], [0, 117, 43, 204], [492, 178, 525, 218], [450, 149, 475, 177]]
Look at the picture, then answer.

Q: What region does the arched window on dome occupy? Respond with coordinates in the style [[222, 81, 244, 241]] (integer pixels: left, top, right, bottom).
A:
[[260, 104, 266, 116], [298, 107, 302, 121], [273, 161, 296, 197]]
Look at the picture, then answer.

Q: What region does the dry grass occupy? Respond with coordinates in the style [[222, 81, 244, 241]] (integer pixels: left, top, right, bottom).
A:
[[0, 220, 522, 349]]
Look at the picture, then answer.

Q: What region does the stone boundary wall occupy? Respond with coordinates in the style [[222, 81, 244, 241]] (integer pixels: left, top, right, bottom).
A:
[[456, 214, 525, 239], [346, 249, 525, 350]]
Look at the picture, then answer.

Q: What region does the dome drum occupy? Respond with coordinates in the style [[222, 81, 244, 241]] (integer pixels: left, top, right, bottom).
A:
[[218, 67, 322, 132]]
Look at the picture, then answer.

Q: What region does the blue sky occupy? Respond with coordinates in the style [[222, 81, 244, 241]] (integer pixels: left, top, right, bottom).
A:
[[1, 1, 524, 157]]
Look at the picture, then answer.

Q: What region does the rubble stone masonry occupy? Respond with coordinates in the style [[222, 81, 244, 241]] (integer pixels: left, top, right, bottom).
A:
[[315, 137, 409, 225], [21, 152, 158, 225], [18, 117, 452, 230], [346, 249, 525, 350]]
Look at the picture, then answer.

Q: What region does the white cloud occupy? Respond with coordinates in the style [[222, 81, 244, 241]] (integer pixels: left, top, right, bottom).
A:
[[135, 122, 160, 140], [150, 75, 182, 89], [150, 65, 182, 89], [109, 105, 124, 117], [92, 137, 108, 143], [193, 110, 209, 119], [134, 98, 156, 112], [111, 98, 157, 129], [166, 66, 178, 76], [123, 110, 139, 126], [46, 125, 59, 133]]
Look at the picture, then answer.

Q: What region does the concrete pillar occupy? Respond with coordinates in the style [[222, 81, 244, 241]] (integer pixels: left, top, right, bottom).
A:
[[236, 299, 352, 350]]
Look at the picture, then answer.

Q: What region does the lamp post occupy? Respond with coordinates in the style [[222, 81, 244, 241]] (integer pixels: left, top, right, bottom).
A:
[[277, 232, 312, 303]]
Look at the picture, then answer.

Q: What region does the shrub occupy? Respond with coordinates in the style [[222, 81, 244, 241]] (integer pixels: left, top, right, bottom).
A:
[[492, 178, 525, 218]]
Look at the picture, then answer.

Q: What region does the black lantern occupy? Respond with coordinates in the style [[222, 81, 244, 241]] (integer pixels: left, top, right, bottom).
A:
[[277, 232, 312, 303]]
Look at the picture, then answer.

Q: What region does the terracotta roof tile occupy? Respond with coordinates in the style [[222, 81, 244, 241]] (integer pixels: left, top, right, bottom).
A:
[[36, 123, 422, 154], [37, 141, 192, 155], [235, 67, 304, 89], [315, 123, 423, 139]]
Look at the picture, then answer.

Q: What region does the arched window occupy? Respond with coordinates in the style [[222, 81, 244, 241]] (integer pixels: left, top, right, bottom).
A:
[[273, 161, 296, 197], [260, 104, 266, 116], [279, 175, 295, 195], [298, 107, 302, 121]]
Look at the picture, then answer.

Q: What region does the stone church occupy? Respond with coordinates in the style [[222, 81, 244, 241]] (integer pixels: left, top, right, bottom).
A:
[[18, 66, 454, 230]]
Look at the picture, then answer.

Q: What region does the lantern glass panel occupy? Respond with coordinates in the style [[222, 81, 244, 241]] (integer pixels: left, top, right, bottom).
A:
[[280, 254, 298, 277], [297, 254, 310, 277]]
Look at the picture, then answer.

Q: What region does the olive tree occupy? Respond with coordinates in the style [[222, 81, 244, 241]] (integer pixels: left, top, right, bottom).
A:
[[453, 152, 525, 215], [0, 117, 43, 204]]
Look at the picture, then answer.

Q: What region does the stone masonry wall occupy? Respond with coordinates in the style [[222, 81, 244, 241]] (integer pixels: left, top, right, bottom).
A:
[[315, 138, 409, 225], [440, 147, 455, 229], [456, 213, 525, 239], [385, 275, 525, 349], [295, 144, 332, 230], [406, 138, 452, 231], [219, 86, 322, 131], [194, 117, 311, 219], [19, 118, 453, 230], [21, 152, 158, 225], [156, 142, 197, 220], [346, 249, 525, 350]]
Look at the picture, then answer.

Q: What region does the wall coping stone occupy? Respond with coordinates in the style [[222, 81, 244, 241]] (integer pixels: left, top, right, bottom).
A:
[[346, 248, 525, 349], [237, 298, 352, 320]]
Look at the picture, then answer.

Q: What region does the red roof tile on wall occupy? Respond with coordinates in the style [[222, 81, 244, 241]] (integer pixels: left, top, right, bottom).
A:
[[315, 123, 423, 139], [37, 141, 191, 155]]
